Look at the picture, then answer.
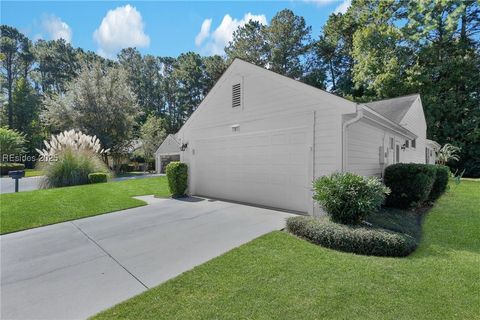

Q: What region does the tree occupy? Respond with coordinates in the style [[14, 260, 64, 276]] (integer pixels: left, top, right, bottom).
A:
[[202, 55, 227, 94], [11, 77, 43, 157], [139, 115, 166, 165], [42, 62, 140, 168], [225, 20, 270, 67], [0, 127, 25, 161], [0, 25, 27, 127], [266, 9, 312, 79], [33, 39, 80, 95]]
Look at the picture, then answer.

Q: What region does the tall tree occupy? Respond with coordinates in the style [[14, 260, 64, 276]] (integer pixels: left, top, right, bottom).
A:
[[225, 20, 270, 67], [138, 114, 167, 165], [266, 9, 312, 79], [202, 55, 227, 94], [0, 25, 27, 127], [33, 39, 80, 95]]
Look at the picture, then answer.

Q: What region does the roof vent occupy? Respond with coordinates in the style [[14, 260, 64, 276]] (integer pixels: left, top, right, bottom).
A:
[[232, 83, 241, 108]]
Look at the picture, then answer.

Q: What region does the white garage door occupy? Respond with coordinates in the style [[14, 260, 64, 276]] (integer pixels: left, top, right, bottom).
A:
[[192, 126, 312, 213]]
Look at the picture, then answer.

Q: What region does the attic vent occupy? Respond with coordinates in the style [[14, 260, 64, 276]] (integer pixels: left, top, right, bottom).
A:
[[232, 83, 241, 108]]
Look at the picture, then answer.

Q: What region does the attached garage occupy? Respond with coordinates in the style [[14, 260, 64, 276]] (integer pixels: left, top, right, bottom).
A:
[[161, 59, 435, 216], [193, 126, 312, 213]]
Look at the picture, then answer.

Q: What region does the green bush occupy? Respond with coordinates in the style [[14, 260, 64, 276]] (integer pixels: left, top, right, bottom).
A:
[[384, 163, 436, 208], [313, 172, 390, 225], [286, 216, 417, 257], [38, 149, 108, 188], [0, 163, 25, 175], [0, 127, 26, 160], [88, 172, 108, 184], [166, 161, 188, 197], [428, 165, 450, 201]]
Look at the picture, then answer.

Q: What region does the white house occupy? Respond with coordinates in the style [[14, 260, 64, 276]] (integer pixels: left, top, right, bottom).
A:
[[155, 134, 180, 173], [155, 59, 439, 215]]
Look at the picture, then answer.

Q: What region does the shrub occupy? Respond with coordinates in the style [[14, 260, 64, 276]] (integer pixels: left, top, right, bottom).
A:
[[36, 130, 109, 188], [166, 161, 188, 197], [0, 127, 26, 161], [0, 163, 25, 175], [88, 172, 108, 184], [38, 148, 108, 188], [428, 165, 450, 201], [313, 172, 390, 225], [119, 163, 135, 172], [384, 163, 436, 208], [286, 216, 417, 257]]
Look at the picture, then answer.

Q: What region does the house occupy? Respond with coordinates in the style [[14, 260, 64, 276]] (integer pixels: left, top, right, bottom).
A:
[[155, 59, 439, 215], [155, 134, 180, 173]]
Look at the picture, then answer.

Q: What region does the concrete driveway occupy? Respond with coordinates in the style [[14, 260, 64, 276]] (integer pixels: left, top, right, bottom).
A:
[[1, 196, 294, 319]]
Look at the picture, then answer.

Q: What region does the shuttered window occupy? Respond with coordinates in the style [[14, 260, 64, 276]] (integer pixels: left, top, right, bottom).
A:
[[232, 83, 241, 108]]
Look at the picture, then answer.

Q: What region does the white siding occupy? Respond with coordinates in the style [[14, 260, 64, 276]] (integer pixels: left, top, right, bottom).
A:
[[178, 60, 356, 214], [400, 98, 427, 163], [346, 119, 408, 177]]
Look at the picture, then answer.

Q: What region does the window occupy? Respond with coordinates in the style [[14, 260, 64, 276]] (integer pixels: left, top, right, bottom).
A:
[[396, 144, 400, 163], [411, 139, 416, 148], [390, 137, 394, 149], [232, 83, 241, 108], [405, 140, 409, 148]]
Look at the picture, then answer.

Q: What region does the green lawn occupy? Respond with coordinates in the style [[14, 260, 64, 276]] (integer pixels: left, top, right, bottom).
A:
[[93, 180, 480, 320], [24, 168, 44, 177], [0, 177, 169, 234]]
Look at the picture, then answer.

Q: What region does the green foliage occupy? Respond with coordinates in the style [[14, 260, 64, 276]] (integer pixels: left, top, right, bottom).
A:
[[38, 148, 108, 189], [0, 162, 25, 175], [384, 163, 436, 208], [0, 127, 26, 160], [286, 216, 417, 257], [165, 161, 188, 197], [225, 20, 270, 67], [42, 62, 140, 167], [139, 115, 167, 163], [88, 172, 108, 184], [428, 165, 450, 202], [313, 172, 390, 224]]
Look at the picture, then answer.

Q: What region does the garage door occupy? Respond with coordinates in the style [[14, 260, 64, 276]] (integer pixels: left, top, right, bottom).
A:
[[192, 126, 312, 213]]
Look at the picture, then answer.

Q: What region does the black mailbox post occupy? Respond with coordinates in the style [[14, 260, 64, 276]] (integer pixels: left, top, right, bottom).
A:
[[8, 170, 25, 193]]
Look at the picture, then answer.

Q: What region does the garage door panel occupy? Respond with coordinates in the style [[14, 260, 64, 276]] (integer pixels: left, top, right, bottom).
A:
[[193, 125, 311, 212]]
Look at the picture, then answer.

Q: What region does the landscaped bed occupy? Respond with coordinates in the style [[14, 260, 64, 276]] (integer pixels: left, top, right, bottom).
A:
[[0, 177, 170, 234], [92, 180, 479, 319]]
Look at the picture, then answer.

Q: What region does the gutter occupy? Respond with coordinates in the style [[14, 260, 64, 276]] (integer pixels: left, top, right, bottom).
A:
[[342, 104, 363, 171]]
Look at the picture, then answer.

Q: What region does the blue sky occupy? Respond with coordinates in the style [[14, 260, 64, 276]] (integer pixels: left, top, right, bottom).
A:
[[1, 1, 351, 58]]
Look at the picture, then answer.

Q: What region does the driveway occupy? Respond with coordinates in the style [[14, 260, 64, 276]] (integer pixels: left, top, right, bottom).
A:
[[1, 196, 294, 319]]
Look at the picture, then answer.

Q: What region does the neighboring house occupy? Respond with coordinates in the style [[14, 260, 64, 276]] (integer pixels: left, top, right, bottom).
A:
[[156, 59, 439, 215], [155, 134, 180, 173]]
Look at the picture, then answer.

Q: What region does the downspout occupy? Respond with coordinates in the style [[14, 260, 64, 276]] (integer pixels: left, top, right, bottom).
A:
[[342, 104, 363, 172]]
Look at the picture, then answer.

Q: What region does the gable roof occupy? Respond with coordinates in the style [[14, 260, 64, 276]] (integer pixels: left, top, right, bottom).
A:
[[155, 134, 180, 155], [364, 94, 419, 124]]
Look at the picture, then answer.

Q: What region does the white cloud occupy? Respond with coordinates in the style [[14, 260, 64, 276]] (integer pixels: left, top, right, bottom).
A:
[[93, 4, 150, 58], [41, 14, 72, 43], [196, 13, 267, 55], [334, 0, 351, 14], [303, 0, 351, 14], [195, 19, 212, 46]]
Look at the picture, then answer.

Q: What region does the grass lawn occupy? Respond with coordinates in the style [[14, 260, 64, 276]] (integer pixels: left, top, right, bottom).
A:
[[93, 180, 480, 320], [0, 177, 169, 234], [24, 168, 44, 177]]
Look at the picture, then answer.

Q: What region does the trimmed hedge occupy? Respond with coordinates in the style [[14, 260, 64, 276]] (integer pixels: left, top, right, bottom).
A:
[[313, 172, 390, 224], [0, 163, 25, 175], [428, 165, 450, 201], [166, 161, 188, 197], [384, 163, 436, 208], [286, 216, 417, 257], [88, 172, 108, 184]]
